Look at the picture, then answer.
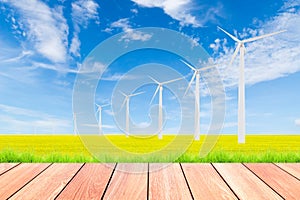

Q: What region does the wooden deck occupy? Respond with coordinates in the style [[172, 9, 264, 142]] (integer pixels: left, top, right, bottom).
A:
[[0, 163, 299, 199]]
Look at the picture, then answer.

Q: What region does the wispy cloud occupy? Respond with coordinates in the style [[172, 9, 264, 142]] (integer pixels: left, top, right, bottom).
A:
[[70, 0, 99, 57], [0, 104, 70, 133], [110, 18, 152, 42], [295, 119, 300, 126], [211, 3, 300, 88], [1, 0, 69, 63]]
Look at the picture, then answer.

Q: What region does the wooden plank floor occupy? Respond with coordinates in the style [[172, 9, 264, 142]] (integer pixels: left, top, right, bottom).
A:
[[0, 163, 299, 199]]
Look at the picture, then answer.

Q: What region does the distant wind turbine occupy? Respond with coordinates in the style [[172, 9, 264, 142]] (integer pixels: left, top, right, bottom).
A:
[[120, 91, 144, 137], [181, 59, 216, 140], [96, 103, 110, 135], [218, 26, 286, 143], [73, 112, 78, 135], [149, 76, 183, 139]]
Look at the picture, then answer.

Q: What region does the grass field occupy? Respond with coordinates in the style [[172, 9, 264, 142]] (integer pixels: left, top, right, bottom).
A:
[[0, 135, 299, 162]]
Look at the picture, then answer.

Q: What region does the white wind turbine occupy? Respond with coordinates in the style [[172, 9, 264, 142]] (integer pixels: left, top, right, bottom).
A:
[[73, 112, 78, 135], [218, 26, 286, 143], [96, 103, 110, 135], [120, 91, 144, 137], [149, 76, 183, 139], [181, 59, 216, 140]]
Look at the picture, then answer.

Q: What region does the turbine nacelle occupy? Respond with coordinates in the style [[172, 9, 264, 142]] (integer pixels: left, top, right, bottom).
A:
[[217, 26, 286, 66], [149, 76, 183, 105]]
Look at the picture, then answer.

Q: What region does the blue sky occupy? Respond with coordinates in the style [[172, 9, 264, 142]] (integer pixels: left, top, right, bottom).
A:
[[0, 0, 299, 134]]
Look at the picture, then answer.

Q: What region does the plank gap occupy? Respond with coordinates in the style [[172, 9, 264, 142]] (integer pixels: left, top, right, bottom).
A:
[[54, 163, 86, 199], [0, 163, 21, 176], [273, 163, 300, 181], [101, 163, 117, 200], [241, 163, 285, 199], [7, 163, 53, 199], [179, 163, 195, 200], [147, 163, 149, 200], [210, 163, 240, 200]]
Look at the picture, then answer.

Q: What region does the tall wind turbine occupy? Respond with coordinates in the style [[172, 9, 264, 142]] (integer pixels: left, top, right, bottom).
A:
[[120, 91, 144, 136], [149, 76, 183, 139], [181, 59, 216, 140], [218, 26, 286, 143], [96, 103, 110, 135], [73, 112, 78, 135]]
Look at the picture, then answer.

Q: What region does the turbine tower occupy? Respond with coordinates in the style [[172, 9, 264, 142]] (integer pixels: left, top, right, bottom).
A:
[[73, 112, 78, 135], [149, 76, 183, 139], [218, 26, 286, 143], [96, 103, 110, 135], [181, 59, 216, 140], [120, 91, 144, 137]]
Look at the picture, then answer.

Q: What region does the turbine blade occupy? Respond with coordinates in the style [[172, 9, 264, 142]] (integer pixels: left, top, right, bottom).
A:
[[129, 91, 145, 97], [120, 97, 127, 110], [148, 76, 160, 84], [184, 72, 196, 96], [162, 77, 183, 85], [119, 91, 127, 97], [199, 64, 216, 71], [102, 104, 110, 107], [181, 59, 196, 71], [218, 26, 240, 42], [242, 30, 286, 43], [150, 86, 160, 105], [229, 43, 241, 66]]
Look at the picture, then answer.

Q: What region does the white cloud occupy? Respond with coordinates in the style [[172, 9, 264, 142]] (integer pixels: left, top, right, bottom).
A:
[[131, 8, 138, 14], [69, 34, 81, 57], [110, 18, 152, 42], [131, 0, 199, 27], [70, 0, 99, 57], [211, 3, 300, 88], [295, 119, 300, 126], [2, 0, 69, 63], [131, 0, 224, 27], [32, 59, 106, 75]]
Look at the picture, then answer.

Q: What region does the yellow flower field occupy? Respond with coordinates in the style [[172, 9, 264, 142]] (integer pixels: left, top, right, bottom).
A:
[[0, 135, 299, 162]]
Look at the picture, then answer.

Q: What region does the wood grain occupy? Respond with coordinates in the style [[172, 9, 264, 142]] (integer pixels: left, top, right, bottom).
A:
[[9, 163, 83, 200], [103, 163, 147, 200], [182, 163, 237, 200], [57, 163, 115, 200], [0, 163, 50, 199], [275, 163, 300, 180], [0, 163, 19, 175], [245, 163, 300, 200], [149, 163, 192, 200], [213, 163, 282, 200]]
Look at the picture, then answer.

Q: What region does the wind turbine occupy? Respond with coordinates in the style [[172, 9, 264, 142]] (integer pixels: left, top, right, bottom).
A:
[[73, 112, 78, 135], [120, 91, 144, 137], [149, 76, 183, 139], [96, 103, 110, 135], [218, 26, 286, 143], [181, 59, 216, 140]]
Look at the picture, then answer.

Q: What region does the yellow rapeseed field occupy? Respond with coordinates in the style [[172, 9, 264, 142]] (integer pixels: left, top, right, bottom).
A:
[[0, 135, 299, 162]]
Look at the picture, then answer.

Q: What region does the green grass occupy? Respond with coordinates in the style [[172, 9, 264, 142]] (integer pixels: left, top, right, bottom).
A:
[[0, 135, 299, 162]]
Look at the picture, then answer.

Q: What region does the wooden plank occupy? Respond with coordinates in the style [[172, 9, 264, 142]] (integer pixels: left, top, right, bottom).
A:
[[149, 163, 192, 200], [213, 163, 282, 200], [181, 163, 237, 200], [0, 163, 50, 199], [0, 163, 19, 175], [275, 163, 300, 180], [10, 163, 83, 200], [57, 163, 115, 200], [103, 163, 147, 200], [245, 163, 300, 200]]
